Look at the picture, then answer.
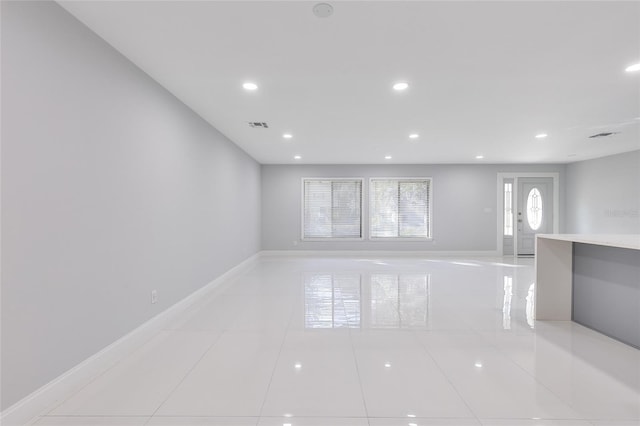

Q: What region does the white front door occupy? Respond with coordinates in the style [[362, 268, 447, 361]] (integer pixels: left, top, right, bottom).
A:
[[517, 178, 553, 256]]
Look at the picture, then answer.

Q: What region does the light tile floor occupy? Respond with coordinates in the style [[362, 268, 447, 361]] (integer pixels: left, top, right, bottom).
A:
[[29, 256, 640, 426]]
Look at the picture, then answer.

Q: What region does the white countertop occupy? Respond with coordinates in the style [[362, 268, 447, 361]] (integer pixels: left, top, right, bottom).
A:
[[536, 234, 640, 250]]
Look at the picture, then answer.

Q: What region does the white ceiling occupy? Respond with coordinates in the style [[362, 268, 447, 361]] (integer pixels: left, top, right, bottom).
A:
[[58, 0, 640, 164]]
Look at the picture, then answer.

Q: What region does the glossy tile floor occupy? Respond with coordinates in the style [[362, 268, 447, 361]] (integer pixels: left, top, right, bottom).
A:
[[29, 256, 640, 426]]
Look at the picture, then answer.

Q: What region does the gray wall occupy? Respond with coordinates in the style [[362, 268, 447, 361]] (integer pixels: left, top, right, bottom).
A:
[[1, 1, 261, 409], [565, 150, 640, 234], [262, 164, 565, 251], [573, 243, 640, 349]]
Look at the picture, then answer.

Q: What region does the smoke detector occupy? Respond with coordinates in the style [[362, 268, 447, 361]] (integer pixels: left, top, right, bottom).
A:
[[313, 3, 333, 18]]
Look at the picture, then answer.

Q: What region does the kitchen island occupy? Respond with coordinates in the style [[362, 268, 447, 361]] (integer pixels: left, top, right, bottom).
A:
[[535, 234, 640, 348]]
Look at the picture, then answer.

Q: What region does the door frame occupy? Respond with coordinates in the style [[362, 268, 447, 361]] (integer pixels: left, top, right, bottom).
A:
[[496, 173, 559, 256]]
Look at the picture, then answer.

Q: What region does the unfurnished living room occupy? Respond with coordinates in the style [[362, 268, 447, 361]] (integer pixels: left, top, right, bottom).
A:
[[1, 1, 639, 425]]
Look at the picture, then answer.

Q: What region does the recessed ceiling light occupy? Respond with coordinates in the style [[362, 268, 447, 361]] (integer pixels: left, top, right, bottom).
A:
[[393, 82, 409, 91], [535, 133, 548, 139], [475, 155, 484, 159], [625, 63, 640, 72], [407, 414, 416, 418], [242, 82, 258, 91], [409, 133, 419, 139], [294, 363, 302, 369], [283, 133, 293, 139], [475, 362, 483, 368], [385, 155, 392, 160], [384, 362, 392, 368], [294, 155, 301, 160]]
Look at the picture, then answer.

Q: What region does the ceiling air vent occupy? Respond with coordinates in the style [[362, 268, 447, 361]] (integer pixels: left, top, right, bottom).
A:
[[248, 122, 269, 128], [589, 132, 618, 139]]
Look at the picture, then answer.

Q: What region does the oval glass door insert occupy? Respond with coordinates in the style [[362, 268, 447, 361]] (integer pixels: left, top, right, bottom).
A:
[[526, 188, 543, 230]]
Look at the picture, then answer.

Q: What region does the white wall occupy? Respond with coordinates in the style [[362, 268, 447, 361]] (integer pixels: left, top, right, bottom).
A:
[[1, 1, 261, 409], [262, 164, 565, 251], [565, 150, 640, 234]]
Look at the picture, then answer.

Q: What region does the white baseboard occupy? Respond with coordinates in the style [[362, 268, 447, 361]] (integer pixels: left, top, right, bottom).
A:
[[0, 253, 261, 426], [260, 249, 501, 257]]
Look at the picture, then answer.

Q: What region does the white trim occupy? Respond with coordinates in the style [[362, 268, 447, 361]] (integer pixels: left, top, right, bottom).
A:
[[0, 253, 261, 426], [496, 172, 560, 256], [368, 237, 434, 242], [302, 238, 365, 242], [260, 249, 500, 257]]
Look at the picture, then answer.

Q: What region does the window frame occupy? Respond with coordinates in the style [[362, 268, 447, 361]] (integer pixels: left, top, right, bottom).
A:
[[301, 177, 365, 241], [503, 182, 514, 237], [526, 187, 543, 231], [368, 177, 433, 241]]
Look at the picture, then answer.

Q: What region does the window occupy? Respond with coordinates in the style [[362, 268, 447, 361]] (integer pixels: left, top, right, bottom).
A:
[[504, 182, 513, 236], [370, 178, 431, 239], [526, 187, 543, 230], [302, 179, 362, 239]]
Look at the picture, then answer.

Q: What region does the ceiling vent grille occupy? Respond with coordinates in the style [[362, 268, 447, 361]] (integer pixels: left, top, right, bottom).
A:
[[589, 132, 618, 139], [248, 122, 269, 128]]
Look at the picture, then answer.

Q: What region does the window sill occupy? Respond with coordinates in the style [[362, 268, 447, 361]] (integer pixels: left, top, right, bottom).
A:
[[368, 237, 434, 242], [301, 238, 365, 242]]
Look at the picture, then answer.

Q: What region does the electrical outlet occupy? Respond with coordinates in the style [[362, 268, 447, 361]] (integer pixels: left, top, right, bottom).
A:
[[151, 290, 158, 304]]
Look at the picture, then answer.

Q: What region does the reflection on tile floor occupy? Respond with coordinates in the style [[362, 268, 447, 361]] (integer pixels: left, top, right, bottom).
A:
[[29, 256, 640, 426]]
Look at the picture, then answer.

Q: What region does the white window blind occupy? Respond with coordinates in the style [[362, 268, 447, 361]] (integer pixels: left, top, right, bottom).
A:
[[303, 179, 362, 239], [370, 178, 431, 238]]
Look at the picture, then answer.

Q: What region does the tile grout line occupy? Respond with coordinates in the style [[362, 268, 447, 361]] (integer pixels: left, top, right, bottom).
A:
[[254, 275, 296, 425], [481, 325, 591, 422], [143, 273, 272, 424], [345, 291, 372, 426], [412, 329, 483, 426], [36, 330, 167, 421], [142, 330, 226, 426]]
